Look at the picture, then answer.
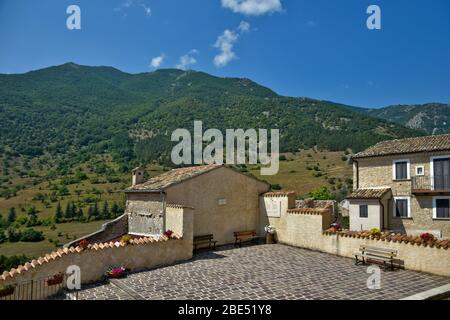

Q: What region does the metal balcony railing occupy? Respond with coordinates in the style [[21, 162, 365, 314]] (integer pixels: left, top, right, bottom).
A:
[[412, 175, 450, 191]]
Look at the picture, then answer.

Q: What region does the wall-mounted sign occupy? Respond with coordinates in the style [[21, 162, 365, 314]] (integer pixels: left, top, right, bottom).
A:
[[266, 199, 281, 218]]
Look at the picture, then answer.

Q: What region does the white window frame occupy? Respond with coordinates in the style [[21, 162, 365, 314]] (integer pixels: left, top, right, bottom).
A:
[[393, 196, 411, 218], [392, 159, 410, 181], [218, 198, 227, 206], [359, 204, 369, 218], [415, 165, 425, 176], [432, 196, 450, 220], [430, 155, 450, 190]]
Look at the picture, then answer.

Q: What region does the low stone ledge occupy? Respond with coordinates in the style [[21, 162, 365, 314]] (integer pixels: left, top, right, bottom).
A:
[[322, 230, 450, 249], [0, 234, 183, 282]]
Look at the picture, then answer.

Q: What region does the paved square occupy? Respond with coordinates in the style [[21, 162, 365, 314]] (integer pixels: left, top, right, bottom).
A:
[[75, 244, 449, 300]]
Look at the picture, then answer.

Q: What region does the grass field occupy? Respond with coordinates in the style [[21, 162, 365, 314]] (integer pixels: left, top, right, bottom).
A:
[[0, 220, 107, 258], [251, 149, 352, 196]]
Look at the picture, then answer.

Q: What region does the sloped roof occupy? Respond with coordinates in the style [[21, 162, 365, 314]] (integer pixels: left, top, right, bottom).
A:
[[126, 164, 222, 192], [353, 134, 450, 159], [347, 188, 391, 200]]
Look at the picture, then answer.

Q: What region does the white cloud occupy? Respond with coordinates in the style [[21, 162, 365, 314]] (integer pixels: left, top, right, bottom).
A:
[[150, 53, 165, 69], [238, 21, 251, 33], [114, 0, 151, 17], [221, 0, 282, 16], [213, 21, 250, 68], [176, 50, 199, 70]]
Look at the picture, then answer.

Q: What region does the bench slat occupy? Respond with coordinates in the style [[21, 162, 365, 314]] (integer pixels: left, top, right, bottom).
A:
[[360, 246, 397, 254], [356, 253, 393, 261]]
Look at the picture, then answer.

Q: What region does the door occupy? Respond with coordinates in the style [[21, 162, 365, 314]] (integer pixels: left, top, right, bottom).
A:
[[433, 158, 450, 189]]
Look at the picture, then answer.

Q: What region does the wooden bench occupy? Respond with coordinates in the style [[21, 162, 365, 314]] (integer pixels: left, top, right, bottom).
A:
[[233, 230, 261, 247], [193, 234, 217, 251], [355, 245, 398, 271]]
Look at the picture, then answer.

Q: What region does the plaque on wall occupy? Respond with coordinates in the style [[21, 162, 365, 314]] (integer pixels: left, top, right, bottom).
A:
[[266, 199, 281, 218]]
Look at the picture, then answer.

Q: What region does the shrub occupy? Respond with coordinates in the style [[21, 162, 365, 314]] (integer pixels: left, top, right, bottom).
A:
[[0, 255, 30, 273], [368, 228, 381, 236], [271, 184, 282, 191], [121, 235, 132, 244], [20, 228, 44, 242], [7, 228, 21, 242]]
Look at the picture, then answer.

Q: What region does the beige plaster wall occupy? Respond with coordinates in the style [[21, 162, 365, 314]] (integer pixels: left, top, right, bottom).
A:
[[270, 209, 450, 277], [166, 166, 270, 245], [349, 199, 382, 231]]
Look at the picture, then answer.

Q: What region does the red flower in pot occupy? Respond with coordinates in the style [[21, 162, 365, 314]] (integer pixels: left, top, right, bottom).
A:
[[164, 230, 174, 238]]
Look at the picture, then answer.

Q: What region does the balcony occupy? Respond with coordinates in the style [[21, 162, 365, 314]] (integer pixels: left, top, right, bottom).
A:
[[412, 175, 450, 195]]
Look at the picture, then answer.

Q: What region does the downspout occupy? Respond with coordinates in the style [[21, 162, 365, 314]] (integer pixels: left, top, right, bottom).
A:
[[353, 158, 360, 190], [378, 199, 385, 231], [160, 190, 166, 234]]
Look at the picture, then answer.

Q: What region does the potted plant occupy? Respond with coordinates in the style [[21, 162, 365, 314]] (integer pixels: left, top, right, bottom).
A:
[[46, 273, 64, 286], [121, 235, 132, 244], [330, 223, 342, 232], [0, 284, 15, 298], [264, 225, 276, 244], [420, 233, 434, 242], [163, 230, 174, 239], [105, 266, 127, 279], [78, 239, 89, 250]]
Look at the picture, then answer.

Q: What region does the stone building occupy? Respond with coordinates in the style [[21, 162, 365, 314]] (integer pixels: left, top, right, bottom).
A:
[[125, 164, 270, 245], [348, 134, 450, 238], [66, 164, 272, 247]]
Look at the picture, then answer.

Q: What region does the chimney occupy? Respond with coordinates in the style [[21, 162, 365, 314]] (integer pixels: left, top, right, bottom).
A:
[[132, 167, 145, 186]]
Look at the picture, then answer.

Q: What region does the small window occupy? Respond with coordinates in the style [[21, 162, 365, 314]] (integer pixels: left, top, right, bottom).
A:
[[394, 198, 409, 218], [393, 160, 409, 180], [218, 198, 227, 206], [359, 205, 368, 218], [435, 198, 450, 219], [415, 166, 424, 176]]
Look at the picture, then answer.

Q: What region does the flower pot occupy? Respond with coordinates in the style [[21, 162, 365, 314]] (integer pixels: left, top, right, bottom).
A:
[[46, 274, 64, 286], [266, 232, 276, 244], [0, 286, 15, 298]]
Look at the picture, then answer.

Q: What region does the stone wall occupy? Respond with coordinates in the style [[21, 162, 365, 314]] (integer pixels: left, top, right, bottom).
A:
[[355, 152, 450, 237], [126, 192, 165, 235], [271, 209, 450, 277], [0, 208, 194, 300], [65, 213, 129, 247]]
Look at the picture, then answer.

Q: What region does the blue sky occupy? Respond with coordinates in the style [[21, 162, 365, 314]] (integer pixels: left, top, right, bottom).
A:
[[0, 0, 449, 108]]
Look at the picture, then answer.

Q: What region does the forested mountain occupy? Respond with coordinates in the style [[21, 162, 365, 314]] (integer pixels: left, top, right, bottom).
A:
[[0, 62, 422, 172], [365, 103, 450, 135]]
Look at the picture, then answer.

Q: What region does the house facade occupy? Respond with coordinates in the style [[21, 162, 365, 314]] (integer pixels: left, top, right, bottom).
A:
[[125, 164, 271, 245], [348, 134, 450, 238]]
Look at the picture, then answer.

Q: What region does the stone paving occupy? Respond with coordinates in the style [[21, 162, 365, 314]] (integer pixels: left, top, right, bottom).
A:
[[75, 244, 450, 300]]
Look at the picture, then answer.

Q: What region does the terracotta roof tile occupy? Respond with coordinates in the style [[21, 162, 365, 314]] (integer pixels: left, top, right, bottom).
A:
[[347, 188, 391, 199], [353, 134, 450, 159], [287, 208, 330, 215], [264, 191, 296, 197], [125, 164, 222, 191]]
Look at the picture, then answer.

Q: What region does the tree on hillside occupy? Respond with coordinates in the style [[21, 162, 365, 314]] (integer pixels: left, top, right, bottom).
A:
[[76, 207, 84, 221], [111, 202, 120, 218], [64, 202, 74, 220], [308, 186, 335, 200], [54, 202, 63, 223], [7, 207, 16, 223], [101, 201, 110, 219]]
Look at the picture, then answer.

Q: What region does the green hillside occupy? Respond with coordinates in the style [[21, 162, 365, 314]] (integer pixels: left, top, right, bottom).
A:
[[366, 103, 450, 135]]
